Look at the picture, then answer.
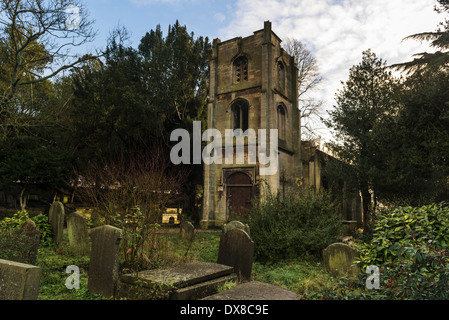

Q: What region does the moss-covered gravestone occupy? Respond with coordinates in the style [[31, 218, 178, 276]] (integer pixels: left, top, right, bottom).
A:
[[217, 228, 254, 282], [88, 225, 122, 298], [16, 220, 41, 265], [48, 201, 65, 247], [322, 243, 360, 277], [179, 221, 195, 242], [67, 212, 90, 256], [222, 221, 250, 237]]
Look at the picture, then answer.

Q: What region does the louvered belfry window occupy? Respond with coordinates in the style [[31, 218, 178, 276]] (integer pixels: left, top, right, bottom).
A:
[[234, 56, 248, 83]]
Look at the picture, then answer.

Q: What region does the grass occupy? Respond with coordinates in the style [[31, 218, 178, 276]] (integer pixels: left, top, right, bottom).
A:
[[36, 237, 105, 300], [31, 228, 338, 300], [252, 260, 338, 299]]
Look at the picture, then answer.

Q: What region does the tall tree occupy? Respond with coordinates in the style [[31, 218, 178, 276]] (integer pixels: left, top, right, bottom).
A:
[[382, 69, 449, 204], [138, 20, 211, 132], [0, 0, 96, 207], [283, 38, 324, 139], [0, 0, 96, 100], [392, 0, 449, 73], [69, 22, 211, 220], [325, 49, 400, 229]]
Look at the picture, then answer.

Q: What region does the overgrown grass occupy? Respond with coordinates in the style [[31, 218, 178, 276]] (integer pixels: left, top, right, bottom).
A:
[[252, 259, 339, 299], [36, 236, 105, 300], [32, 228, 337, 299]]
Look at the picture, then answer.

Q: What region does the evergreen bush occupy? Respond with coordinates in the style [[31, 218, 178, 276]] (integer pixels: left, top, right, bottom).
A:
[[248, 190, 343, 262]]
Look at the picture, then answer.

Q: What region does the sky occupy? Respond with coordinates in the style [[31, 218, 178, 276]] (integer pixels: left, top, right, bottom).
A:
[[80, 0, 443, 141]]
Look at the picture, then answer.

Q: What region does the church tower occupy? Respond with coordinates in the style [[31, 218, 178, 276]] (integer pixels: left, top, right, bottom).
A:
[[201, 21, 302, 228]]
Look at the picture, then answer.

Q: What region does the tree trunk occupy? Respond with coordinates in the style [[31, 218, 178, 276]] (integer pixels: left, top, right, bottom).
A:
[[361, 188, 371, 231], [19, 187, 27, 212]]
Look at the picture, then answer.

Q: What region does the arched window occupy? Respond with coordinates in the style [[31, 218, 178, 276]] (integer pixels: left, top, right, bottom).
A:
[[231, 100, 249, 132], [233, 56, 248, 83], [277, 104, 286, 141], [277, 61, 285, 90]]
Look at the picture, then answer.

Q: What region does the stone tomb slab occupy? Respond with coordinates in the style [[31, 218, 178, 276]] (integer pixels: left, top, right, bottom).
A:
[[119, 262, 236, 299], [202, 281, 302, 300]]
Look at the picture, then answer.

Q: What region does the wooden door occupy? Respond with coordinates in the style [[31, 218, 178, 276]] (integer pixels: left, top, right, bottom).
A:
[[227, 172, 253, 220]]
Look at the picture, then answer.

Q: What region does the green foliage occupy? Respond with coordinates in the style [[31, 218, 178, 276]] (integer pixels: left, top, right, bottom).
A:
[[0, 210, 53, 247], [355, 203, 449, 269], [248, 190, 343, 262], [0, 210, 52, 263], [323, 246, 449, 300], [69, 21, 211, 168], [325, 203, 449, 300], [36, 244, 106, 300], [0, 210, 30, 230], [252, 260, 338, 299], [0, 230, 34, 263], [325, 49, 401, 227], [392, 0, 449, 73], [31, 213, 53, 246]]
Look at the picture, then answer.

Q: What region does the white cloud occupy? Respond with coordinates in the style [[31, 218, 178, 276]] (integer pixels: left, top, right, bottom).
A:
[[214, 12, 226, 23], [218, 0, 442, 140]]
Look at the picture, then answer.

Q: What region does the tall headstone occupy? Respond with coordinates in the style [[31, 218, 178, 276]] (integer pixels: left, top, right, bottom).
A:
[[67, 212, 90, 256], [217, 228, 254, 282], [0, 259, 41, 300], [222, 221, 250, 237], [48, 201, 65, 246], [16, 220, 41, 265], [322, 243, 360, 277], [179, 221, 195, 242], [88, 225, 122, 297]]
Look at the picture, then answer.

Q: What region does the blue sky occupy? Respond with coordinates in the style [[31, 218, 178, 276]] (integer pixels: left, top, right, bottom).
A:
[[78, 0, 443, 140]]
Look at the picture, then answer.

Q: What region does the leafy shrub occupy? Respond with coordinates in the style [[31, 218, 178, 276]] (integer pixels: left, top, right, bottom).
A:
[[0, 210, 53, 263], [0, 229, 37, 263], [323, 246, 449, 300], [248, 190, 343, 262], [325, 203, 449, 300], [0, 210, 30, 230], [356, 203, 449, 269], [31, 213, 53, 246]]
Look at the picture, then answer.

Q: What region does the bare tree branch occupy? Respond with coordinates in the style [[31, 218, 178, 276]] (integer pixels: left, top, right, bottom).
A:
[[0, 0, 97, 99], [283, 38, 324, 139]]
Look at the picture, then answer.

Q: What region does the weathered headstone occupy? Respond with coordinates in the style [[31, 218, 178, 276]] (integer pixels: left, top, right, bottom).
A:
[[16, 220, 41, 265], [222, 221, 250, 237], [0, 259, 41, 300], [88, 225, 122, 297], [67, 212, 90, 256], [179, 221, 195, 242], [48, 201, 65, 246], [217, 228, 254, 282], [322, 243, 360, 277]]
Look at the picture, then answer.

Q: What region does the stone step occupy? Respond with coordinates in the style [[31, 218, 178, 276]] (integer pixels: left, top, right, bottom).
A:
[[169, 273, 237, 300], [202, 281, 303, 300]]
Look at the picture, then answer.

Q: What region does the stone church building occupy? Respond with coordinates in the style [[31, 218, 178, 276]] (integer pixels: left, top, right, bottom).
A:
[[201, 21, 303, 228]]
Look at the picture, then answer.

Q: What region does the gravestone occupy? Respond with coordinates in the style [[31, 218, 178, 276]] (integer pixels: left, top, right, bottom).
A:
[[217, 228, 254, 282], [0, 259, 41, 300], [322, 243, 360, 277], [88, 225, 122, 297], [48, 201, 65, 246], [67, 212, 90, 256], [16, 220, 41, 265], [222, 221, 250, 237], [179, 221, 195, 242]]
